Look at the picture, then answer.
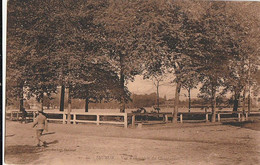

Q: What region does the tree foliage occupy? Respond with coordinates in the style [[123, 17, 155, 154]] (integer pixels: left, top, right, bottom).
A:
[[6, 0, 259, 118]]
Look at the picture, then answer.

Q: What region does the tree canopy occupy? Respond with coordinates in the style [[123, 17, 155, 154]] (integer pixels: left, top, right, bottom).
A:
[[6, 0, 259, 120]]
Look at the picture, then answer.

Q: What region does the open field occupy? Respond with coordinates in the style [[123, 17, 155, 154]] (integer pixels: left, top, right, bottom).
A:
[[4, 118, 260, 165]]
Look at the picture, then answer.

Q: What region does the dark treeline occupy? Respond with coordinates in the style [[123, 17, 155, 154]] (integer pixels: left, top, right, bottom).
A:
[[9, 92, 255, 110], [6, 0, 260, 122], [8, 92, 165, 109]]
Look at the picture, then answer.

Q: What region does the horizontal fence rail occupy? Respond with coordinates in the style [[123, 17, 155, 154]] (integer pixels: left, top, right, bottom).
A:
[[5, 111, 128, 128], [5, 110, 260, 128], [46, 112, 128, 128], [129, 111, 254, 126], [6, 110, 36, 121]]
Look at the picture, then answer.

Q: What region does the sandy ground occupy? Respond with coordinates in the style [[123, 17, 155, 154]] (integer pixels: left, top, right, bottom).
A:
[[4, 119, 260, 165]]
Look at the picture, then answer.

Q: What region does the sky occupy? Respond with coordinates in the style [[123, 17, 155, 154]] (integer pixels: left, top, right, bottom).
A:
[[127, 75, 200, 100]]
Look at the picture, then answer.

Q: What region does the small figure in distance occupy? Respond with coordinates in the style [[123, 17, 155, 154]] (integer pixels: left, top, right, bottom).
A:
[[32, 109, 48, 147], [132, 107, 146, 113], [21, 107, 28, 124], [132, 107, 148, 122], [151, 106, 160, 113]]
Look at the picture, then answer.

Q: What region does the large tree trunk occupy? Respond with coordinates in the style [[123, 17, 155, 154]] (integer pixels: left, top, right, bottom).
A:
[[248, 86, 251, 115], [67, 87, 72, 124], [119, 55, 125, 113], [156, 81, 160, 108], [19, 88, 24, 111], [19, 82, 24, 111], [173, 82, 181, 123], [60, 85, 65, 111], [248, 93, 251, 115], [233, 92, 240, 112], [19, 97, 24, 111], [248, 60, 251, 115], [85, 97, 89, 112], [188, 87, 191, 113], [211, 84, 217, 122], [85, 85, 89, 112], [241, 86, 246, 121]]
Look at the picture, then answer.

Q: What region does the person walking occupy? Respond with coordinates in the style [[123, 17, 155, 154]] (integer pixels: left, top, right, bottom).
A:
[[32, 109, 48, 147]]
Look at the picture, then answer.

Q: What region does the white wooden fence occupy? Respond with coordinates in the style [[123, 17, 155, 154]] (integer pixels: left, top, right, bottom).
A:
[[6, 110, 260, 128], [130, 111, 252, 125], [178, 111, 249, 123], [45, 112, 128, 128]]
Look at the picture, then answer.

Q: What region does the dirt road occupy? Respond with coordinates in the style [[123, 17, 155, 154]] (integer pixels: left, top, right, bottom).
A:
[[4, 120, 260, 165]]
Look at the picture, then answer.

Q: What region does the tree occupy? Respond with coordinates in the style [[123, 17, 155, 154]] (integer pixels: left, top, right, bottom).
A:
[[7, 0, 29, 110], [161, 4, 200, 123], [189, 2, 260, 122], [153, 76, 164, 109], [159, 1, 259, 123], [70, 62, 123, 112], [129, 1, 190, 122], [48, 0, 109, 112], [143, 59, 168, 109], [7, 0, 135, 116], [182, 73, 199, 113], [7, 0, 58, 110], [95, 0, 157, 112], [195, 3, 234, 122], [208, 2, 260, 115]]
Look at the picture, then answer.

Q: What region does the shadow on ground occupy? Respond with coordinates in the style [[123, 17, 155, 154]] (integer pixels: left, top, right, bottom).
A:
[[46, 140, 59, 145], [5, 145, 42, 164], [5, 134, 15, 137], [222, 120, 260, 131], [5, 140, 59, 164], [42, 132, 56, 136]]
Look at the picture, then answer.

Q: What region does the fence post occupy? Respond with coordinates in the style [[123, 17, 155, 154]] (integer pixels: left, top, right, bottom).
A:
[[245, 112, 248, 120], [165, 115, 168, 123], [132, 115, 135, 128], [97, 114, 100, 125], [11, 112, 13, 120], [180, 114, 183, 123], [217, 113, 220, 122], [73, 113, 76, 124], [206, 113, 208, 122], [63, 113, 66, 124], [17, 112, 19, 120], [124, 113, 128, 128], [238, 113, 241, 121], [33, 112, 36, 122]]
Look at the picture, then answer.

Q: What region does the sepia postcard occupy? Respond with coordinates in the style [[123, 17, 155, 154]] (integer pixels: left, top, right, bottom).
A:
[[3, 0, 260, 164]]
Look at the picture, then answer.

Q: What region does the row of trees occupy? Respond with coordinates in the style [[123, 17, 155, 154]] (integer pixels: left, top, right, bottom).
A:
[[7, 0, 260, 122], [8, 91, 252, 111]]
